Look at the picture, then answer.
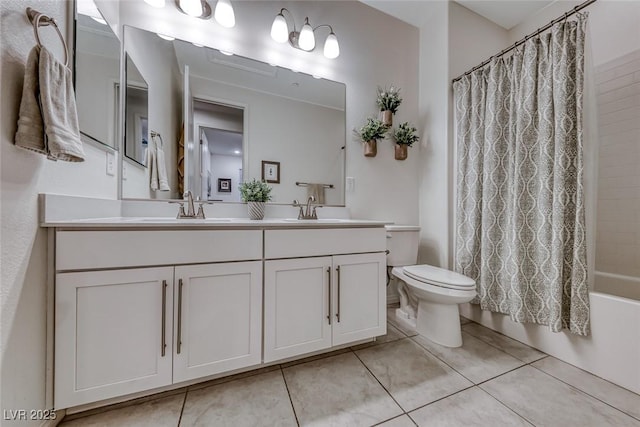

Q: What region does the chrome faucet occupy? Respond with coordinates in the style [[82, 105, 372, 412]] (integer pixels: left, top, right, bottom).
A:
[[171, 191, 205, 219], [292, 197, 321, 220]]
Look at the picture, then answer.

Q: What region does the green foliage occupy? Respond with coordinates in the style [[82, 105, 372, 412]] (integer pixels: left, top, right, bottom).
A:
[[355, 117, 390, 142], [376, 86, 402, 113], [239, 179, 273, 202], [392, 122, 419, 147]]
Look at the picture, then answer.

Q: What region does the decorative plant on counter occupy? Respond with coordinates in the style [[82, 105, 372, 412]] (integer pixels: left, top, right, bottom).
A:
[[376, 85, 402, 126], [355, 117, 390, 158], [392, 122, 419, 161], [239, 179, 273, 220]]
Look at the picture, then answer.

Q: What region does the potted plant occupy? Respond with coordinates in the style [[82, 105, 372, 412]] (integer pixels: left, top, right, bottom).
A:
[[376, 86, 402, 126], [391, 122, 419, 160], [355, 117, 390, 157], [239, 179, 273, 220]]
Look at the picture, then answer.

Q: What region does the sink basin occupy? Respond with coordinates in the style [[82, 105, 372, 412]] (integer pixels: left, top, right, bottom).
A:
[[281, 218, 351, 223], [129, 217, 232, 223]]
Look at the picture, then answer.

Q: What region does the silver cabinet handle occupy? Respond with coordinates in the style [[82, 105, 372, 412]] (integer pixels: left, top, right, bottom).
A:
[[177, 278, 183, 354], [161, 280, 167, 357], [336, 266, 341, 322], [327, 267, 331, 325]]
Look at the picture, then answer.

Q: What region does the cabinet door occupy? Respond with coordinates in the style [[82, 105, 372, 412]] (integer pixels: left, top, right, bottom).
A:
[[173, 261, 262, 382], [264, 257, 333, 363], [55, 267, 173, 409], [332, 253, 387, 346]]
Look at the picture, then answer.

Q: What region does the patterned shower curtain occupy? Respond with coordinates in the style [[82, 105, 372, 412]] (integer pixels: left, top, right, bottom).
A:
[[453, 15, 590, 335]]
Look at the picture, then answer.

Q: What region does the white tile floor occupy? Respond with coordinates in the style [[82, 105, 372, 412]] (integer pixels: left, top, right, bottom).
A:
[[60, 309, 640, 427]]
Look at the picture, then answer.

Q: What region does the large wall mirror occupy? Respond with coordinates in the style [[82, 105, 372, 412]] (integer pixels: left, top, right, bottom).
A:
[[74, 1, 119, 150], [121, 25, 346, 205]]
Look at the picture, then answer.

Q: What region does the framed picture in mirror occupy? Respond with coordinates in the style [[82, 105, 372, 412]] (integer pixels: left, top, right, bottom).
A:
[[218, 178, 231, 192], [262, 161, 280, 184]]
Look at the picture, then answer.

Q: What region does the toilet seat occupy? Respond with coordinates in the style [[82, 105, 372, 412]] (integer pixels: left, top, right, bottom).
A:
[[403, 265, 475, 291]]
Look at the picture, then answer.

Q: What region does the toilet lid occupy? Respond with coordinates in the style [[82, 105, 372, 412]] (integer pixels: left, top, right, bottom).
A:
[[403, 265, 476, 290]]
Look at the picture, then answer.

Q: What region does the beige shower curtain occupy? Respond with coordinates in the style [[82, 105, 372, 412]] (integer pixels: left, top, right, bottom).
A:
[[453, 15, 590, 335]]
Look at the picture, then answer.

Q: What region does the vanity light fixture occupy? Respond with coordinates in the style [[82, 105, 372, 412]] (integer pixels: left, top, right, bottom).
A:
[[174, 0, 234, 27], [270, 8, 340, 59]]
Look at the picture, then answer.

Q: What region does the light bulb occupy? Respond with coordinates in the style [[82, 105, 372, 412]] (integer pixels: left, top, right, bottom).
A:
[[270, 13, 289, 43], [323, 32, 339, 59], [298, 19, 315, 51], [144, 0, 165, 7], [214, 0, 235, 28], [179, 0, 202, 17]]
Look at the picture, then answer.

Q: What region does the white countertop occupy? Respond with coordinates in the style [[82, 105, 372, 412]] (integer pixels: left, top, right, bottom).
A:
[[41, 217, 390, 229]]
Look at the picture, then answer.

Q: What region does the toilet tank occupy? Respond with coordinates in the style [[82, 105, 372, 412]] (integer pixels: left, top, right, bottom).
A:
[[385, 225, 420, 266]]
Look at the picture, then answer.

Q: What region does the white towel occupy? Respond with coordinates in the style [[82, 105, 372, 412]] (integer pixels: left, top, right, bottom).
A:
[[148, 133, 170, 191], [15, 46, 85, 162], [307, 184, 325, 204]]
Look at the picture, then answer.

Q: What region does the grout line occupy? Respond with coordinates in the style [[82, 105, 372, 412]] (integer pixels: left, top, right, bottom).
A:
[[176, 390, 188, 426], [461, 323, 546, 363], [350, 349, 406, 415], [279, 367, 301, 427], [480, 386, 536, 426], [529, 363, 640, 422]]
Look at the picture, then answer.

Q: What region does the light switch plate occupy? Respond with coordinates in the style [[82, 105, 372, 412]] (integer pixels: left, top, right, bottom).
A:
[[106, 152, 115, 176], [346, 176, 355, 193]]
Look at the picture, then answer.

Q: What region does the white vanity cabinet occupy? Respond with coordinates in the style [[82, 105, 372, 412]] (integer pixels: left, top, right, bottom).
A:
[[263, 229, 387, 363], [55, 267, 174, 409], [173, 261, 262, 383], [53, 229, 263, 409]]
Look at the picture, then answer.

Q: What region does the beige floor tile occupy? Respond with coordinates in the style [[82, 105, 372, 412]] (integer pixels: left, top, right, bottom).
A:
[[412, 332, 524, 384], [409, 387, 531, 426], [481, 366, 640, 426], [186, 365, 281, 392], [532, 356, 640, 421], [387, 307, 418, 337], [462, 323, 546, 363], [279, 347, 352, 369], [282, 352, 402, 426], [180, 370, 296, 427], [60, 393, 184, 427], [351, 323, 406, 350], [376, 414, 416, 427], [355, 339, 472, 411]]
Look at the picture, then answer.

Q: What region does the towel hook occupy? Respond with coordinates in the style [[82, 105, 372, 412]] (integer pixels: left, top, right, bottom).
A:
[[26, 7, 69, 67]]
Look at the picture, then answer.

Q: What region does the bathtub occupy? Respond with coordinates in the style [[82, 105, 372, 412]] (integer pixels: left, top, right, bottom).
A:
[[594, 271, 640, 301], [460, 273, 640, 394]]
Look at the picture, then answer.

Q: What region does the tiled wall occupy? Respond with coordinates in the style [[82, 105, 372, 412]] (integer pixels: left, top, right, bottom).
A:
[[595, 49, 640, 278]]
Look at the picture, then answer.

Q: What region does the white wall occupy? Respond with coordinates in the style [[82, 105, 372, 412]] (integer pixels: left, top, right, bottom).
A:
[[210, 154, 242, 202], [1, 1, 118, 423], [117, 0, 420, 224]]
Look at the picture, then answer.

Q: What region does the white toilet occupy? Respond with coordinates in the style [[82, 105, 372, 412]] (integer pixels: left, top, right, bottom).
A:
[[386, 225, 476, 347]]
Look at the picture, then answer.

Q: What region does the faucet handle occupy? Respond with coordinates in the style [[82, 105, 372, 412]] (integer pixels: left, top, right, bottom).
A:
[[169, 201, 186, 218], [311, 205, 322, 219], [196, 203, 206, 219]]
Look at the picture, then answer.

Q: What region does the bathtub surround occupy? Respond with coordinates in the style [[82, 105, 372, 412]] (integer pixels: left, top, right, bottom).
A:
[[454, 15, 590, 335]]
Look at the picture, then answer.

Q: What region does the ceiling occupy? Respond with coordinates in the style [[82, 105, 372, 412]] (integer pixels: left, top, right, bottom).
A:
[[362, 0, 556, 31], [455, 0, 555, 30]]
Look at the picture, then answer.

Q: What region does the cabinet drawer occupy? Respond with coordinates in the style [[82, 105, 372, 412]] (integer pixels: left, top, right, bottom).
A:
[[264, 228, 386, 259], [57, 230, 263, 270]]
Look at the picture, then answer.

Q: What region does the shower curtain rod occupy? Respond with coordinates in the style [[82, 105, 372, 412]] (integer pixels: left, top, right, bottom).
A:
[[451, 0, 596, 83]]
